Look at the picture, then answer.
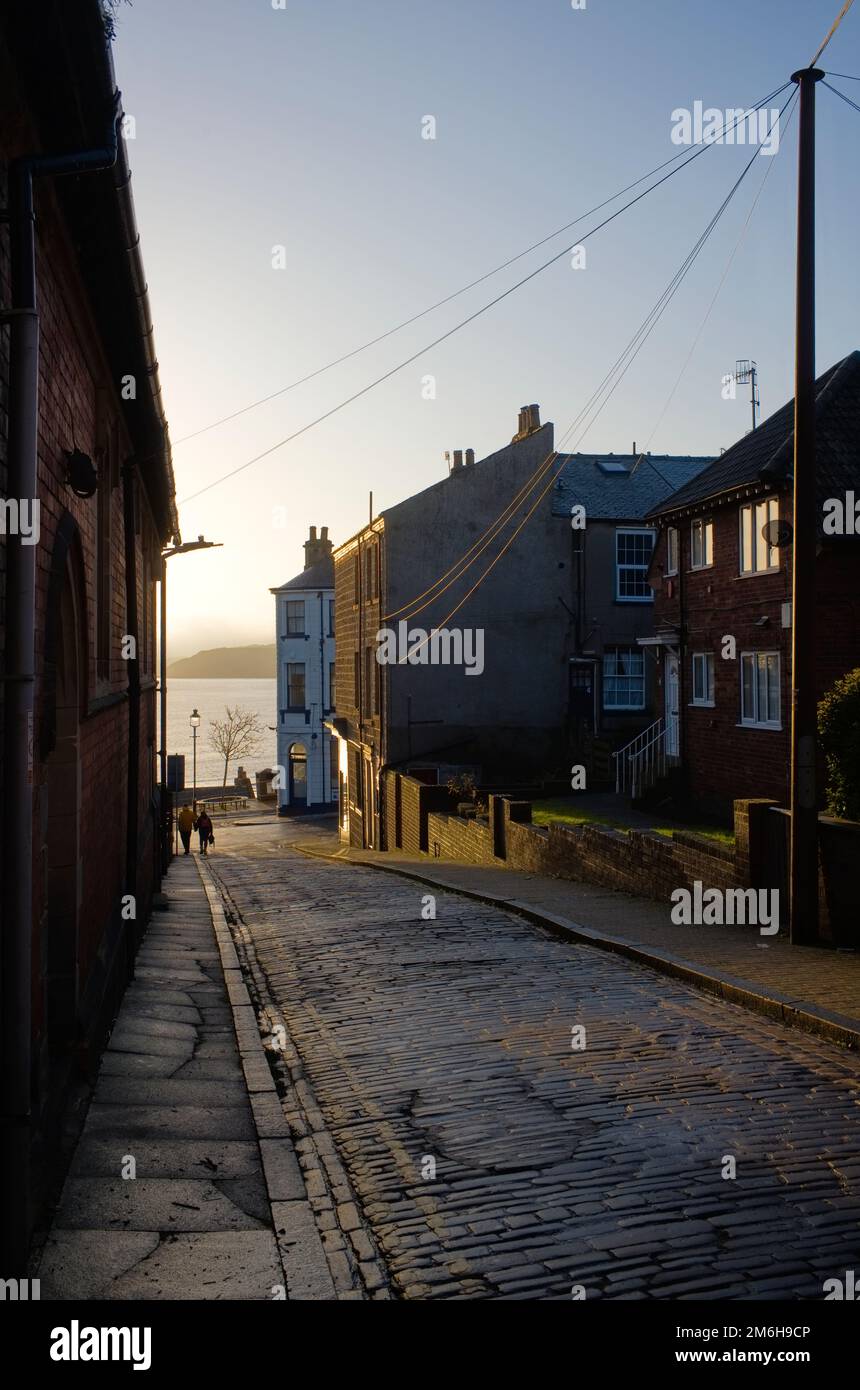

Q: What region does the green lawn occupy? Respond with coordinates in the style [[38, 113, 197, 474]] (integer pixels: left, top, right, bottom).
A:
[[531, 798, 734, 847]]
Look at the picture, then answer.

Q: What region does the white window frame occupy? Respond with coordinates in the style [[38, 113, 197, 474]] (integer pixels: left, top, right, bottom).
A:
[[690, 517, 714, 570], [285, 599, 305, 636], [615, 528, 656, 604], [286, 661, 306, 712], [739, 651, 781, 729], [603, 647, 646, 711], [691, 652, 715, 707], [739, 497, 780, 575], [665, 525, 679, 577]]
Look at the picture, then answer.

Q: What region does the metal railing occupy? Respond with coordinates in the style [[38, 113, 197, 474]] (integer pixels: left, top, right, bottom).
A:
[[613, 716, 680, 799]]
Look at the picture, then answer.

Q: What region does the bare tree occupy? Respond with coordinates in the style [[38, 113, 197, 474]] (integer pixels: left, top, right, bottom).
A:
[[209, 705, 264, 792]]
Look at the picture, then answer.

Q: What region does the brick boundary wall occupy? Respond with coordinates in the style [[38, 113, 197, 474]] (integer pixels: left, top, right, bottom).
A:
[[382, 775, 860, 941]]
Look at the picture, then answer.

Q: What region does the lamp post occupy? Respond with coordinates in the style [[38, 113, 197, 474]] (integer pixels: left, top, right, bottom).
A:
[[190, 708, 201, 814], [159, 536, 222, 874]]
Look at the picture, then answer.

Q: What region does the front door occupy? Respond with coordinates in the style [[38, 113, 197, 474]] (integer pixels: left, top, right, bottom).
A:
[[664, 653, 680, 757], [289, 745, 308, 807]]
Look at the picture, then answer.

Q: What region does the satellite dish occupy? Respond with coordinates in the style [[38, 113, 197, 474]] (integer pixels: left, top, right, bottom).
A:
[[762, 519, 793, 548]]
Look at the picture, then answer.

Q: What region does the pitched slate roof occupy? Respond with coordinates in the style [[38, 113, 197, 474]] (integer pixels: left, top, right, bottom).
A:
[[270, 554, 334, 593], [647, 351, 860, 519], [550, 453, 713, 521]]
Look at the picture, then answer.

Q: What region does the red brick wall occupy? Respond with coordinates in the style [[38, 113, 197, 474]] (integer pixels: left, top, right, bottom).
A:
[[652, 497, 860, 814], [1, 74, 164, 1096], [427, 810, 494, 864]]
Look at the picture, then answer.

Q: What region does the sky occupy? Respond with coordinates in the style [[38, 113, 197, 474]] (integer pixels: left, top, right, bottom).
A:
[[110, 0, 860, 659]]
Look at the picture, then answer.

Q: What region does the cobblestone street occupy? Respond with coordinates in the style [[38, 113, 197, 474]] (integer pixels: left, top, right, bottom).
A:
[[205, 822, 860, 1300]]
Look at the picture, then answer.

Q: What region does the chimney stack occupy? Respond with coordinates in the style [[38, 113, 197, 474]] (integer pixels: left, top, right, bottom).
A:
[[512, 404, 541, 442], [465, 448, 475, 467], [303, 523, 334, 569], [452, 450, 464, 471]]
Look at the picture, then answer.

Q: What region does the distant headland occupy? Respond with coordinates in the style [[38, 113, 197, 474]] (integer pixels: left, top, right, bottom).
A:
[[167, 644, 276, 678]]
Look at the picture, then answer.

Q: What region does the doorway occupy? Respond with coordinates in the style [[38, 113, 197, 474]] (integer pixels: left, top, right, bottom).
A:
[[664, 652, 680, 757], [288, 743, 308, 808]]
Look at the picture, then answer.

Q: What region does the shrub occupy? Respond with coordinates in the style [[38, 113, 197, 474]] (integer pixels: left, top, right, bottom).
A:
[[818, 668, 860, 821]]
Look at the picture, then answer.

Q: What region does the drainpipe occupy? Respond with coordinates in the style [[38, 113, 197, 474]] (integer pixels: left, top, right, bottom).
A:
[[0, 101, 121, 1275], [678, 520, 689, 794], [122, 461, 141, 963]]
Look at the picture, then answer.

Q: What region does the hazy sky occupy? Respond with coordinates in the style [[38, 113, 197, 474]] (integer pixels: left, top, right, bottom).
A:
[[112, 0, 860, 659]]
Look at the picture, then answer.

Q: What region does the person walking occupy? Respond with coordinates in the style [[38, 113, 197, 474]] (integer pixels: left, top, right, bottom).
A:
[[194, 807, 214, 856], [177, 804, 195, 856]]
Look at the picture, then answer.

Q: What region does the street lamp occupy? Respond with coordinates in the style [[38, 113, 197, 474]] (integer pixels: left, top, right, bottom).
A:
[[159, 535, 222, 875], [190, 708, 201, 813]]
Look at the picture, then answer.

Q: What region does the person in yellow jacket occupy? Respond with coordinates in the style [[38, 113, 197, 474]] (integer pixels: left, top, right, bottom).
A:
[[177, 804, 195, 856]]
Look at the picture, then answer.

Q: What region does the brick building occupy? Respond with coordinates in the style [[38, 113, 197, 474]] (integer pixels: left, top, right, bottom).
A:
[[330, 407, 564, 847], [643, 351, 860, 819], [0, 1, 178, 1265], [550, 448, 711, 778]]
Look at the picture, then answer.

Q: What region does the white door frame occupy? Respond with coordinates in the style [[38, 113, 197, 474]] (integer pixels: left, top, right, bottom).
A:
[[664, 652, 680, 757]]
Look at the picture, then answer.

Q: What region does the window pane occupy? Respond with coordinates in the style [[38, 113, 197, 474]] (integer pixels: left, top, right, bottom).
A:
[[667, 528, 678, 572], [756, 654, 768, 722], [691, 522, 701, 567], [604, 648, 644, 708], [741, 655, 754, 720], [288, 663, 305, 708], [766, 654, 780, 723], [704, 522, 713, 566], [766, 498, 778, 568], [707, 655, 714, 703], [741, 507, 753, 572], [616, 531, 654, 599]]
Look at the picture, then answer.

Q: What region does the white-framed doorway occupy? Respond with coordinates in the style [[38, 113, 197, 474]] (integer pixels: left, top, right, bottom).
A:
[[664, 652, 680, 757]]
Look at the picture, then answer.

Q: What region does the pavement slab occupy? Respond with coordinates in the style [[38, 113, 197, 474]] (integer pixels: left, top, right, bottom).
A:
[[35, 855, 329, 1301]]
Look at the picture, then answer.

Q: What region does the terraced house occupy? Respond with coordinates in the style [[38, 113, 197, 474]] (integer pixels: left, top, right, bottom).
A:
[[644, 350, 860, 819], [0, 0, 178, 1267]]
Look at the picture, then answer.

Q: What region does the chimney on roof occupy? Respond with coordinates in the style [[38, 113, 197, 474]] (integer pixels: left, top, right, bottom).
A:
[[452, 450, 464, 471], [465, 448, 475, 466], [304, 524, 333, 570], [512, 404, 541, 442]]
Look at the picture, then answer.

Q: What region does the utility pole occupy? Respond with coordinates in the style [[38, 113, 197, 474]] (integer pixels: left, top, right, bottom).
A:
[[788, 67, 823, 945]]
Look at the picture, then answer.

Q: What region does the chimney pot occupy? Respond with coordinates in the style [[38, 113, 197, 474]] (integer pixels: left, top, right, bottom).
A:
[[309, 525, 317, 541], [465, 448, 475, 467], [321, 526, 328, 540]]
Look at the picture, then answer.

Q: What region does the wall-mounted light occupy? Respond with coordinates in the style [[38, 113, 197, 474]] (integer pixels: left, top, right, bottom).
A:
[[65, 449, 98, 498]]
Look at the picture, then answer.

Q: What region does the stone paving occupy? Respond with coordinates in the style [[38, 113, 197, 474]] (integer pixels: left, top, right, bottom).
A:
[[206, 825, 860, 1301], [35, 856, 332, 1300], [293, 832, 860, 1041]]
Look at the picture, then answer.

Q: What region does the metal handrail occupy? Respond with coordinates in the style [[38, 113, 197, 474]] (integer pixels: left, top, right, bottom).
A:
[[613, 716, 679, 798]]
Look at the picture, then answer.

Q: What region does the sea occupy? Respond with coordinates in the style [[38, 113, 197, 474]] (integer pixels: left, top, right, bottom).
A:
[[166, 679, 277, 788]]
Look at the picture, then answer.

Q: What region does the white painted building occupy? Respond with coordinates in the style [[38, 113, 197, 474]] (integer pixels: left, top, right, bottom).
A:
[[270, 526, 337, 814]]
